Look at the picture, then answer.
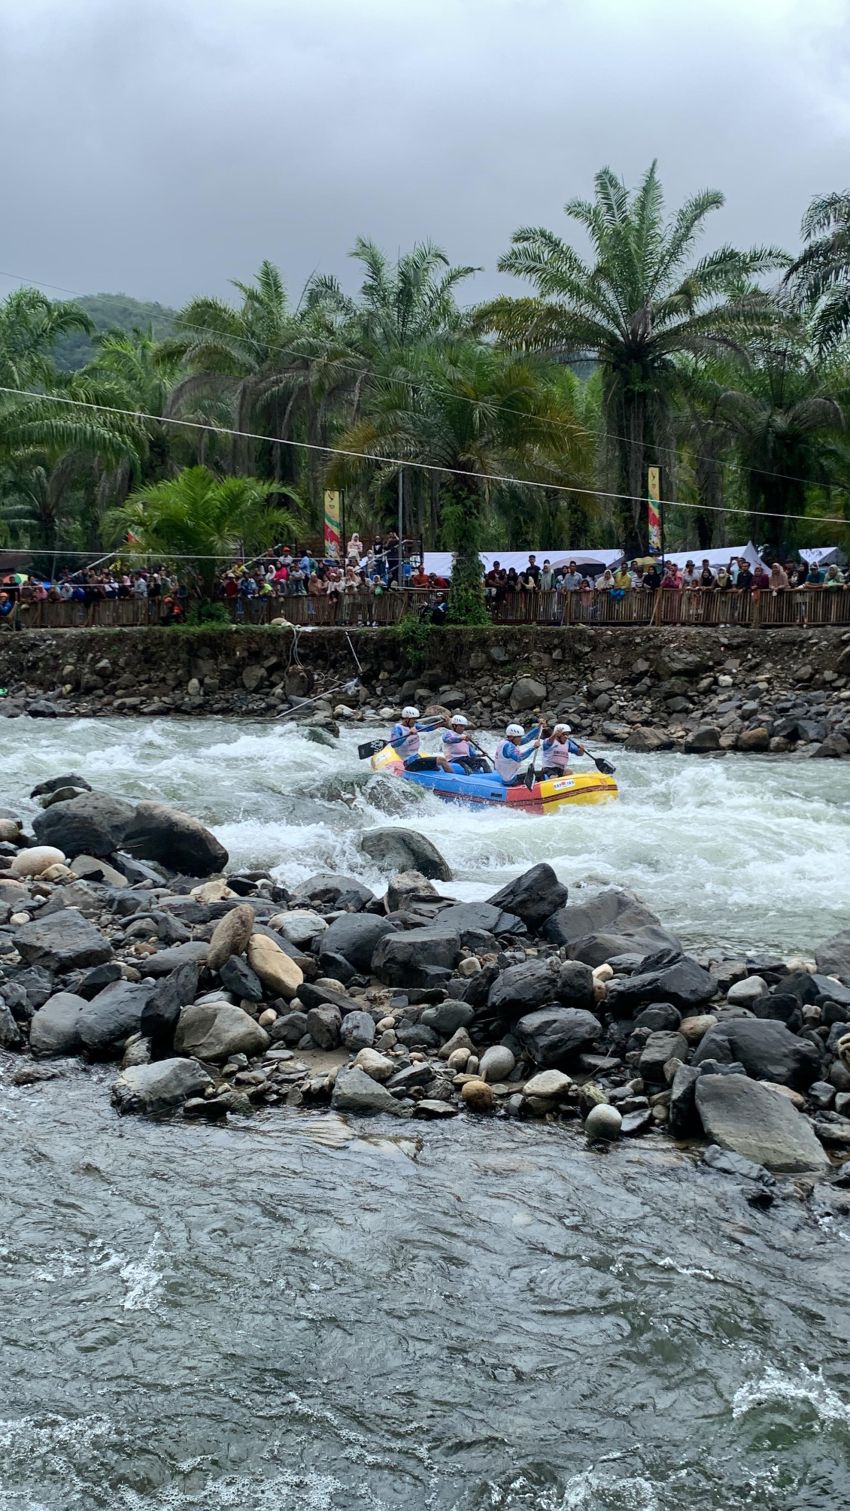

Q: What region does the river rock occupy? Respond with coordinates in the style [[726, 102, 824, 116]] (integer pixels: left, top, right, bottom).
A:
[[29, 991, 86, 1056], [585, 1104, 622, 1140], [386, 871, 439, 910], [269, 1010, 307, 1045], [638, 1030, 688, 1082], [271, 909, 328, 947], [15, 908, 113, 972], [488, 959, 558, 1019], [624, 727, 673, 753], [679, 1013, 717, 1044], [607, 955, 717, 1015], [488, 863, 567, 932], [122, 801, 228, 877], [79, 980, 158, 1056], [414, 1099, 459, 1118], [420, 1000, 475, 1036], [247, 934, 303, 999], [727, 975, 768, 1006], [218, 954, 264, 1002], [523, 1069, 572, 1099], [695, 1074, 829, 1172], [478, 1045, 516, 1082], [306, 1004, 342, 1048], [293, 873, 375, 911], [112, 1057, 213, 1116], [32, 792, 136, 858], [353, 1047, 395, 1082], [515, 1006, 601, 1066], [360, 827, 452, 881], [140, 962, 201, 1055], [339, 1010, 375, 1051], [693, 1018, 821, 1088], [9, 846, 66, 879], [509, 676, 546, 711], [70, 854, 128, 888], [544, 886, 682, 965], [633, 1003, 682, 1033], [815, 929, 850, 983], [331, 1064, 404, 1115], [433, 901, 525, 942], [144, 941, 209, 976], [669, 1064, 701, 1136], [175, 1002, 269, 1061], [319, 913, 394, 972], [684, 726, 721, 753], [207, 904, 255, 972], [555, 960, 596, 1008], [461, 1078, 494, 1112], [372, 926, 462, 986], [0, 1002, 22, 1049]]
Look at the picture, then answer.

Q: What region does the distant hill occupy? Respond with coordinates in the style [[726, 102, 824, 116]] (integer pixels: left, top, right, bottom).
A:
[[51, 292, 179, 370]]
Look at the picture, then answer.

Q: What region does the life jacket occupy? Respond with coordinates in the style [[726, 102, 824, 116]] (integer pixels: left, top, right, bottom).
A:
[[542, 736, 577, 771], [390, 722, 420, 760], [494, 739, 522, 782], [442, 730, 471, 758]]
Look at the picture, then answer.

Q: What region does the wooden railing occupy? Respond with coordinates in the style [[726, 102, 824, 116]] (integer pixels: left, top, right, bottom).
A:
[[5, 585, 850, 631]]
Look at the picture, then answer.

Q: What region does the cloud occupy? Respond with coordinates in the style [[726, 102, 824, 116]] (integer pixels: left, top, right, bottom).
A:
[[1, 0, 849, 309]]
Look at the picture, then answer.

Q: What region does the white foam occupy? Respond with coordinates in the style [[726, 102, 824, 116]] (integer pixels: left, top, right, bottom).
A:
[[732, 1363, 850, 1427]]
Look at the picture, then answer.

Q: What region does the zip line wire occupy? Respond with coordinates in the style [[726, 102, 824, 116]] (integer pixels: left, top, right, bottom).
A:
[[1, 382, 847, 529], [1, 266, 848, 502]]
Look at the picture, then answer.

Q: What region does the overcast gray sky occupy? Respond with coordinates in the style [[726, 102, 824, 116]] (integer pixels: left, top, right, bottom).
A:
[[2, 0, 850, 312]]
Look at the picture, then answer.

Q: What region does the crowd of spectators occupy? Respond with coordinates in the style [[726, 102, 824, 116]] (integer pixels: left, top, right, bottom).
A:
[[211, 534, 447, 607], [482, 553, 847, 605]]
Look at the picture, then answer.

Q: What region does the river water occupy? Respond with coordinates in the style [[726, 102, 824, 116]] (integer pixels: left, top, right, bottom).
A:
[[2, 717, 850, 1510]]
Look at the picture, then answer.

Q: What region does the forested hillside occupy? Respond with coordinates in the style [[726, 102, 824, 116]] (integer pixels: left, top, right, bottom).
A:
[[51, 293, 178, 370]]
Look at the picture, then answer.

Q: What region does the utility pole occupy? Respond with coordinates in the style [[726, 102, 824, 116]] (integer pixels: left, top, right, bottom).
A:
[[397, 466, 404, 587]]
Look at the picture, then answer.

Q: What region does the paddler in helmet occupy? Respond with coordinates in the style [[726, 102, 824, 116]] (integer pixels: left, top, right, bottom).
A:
[[388, 707, 453, 772], [540, 722, 587, 779], [440, 713, 484, 772], [494, 723, 541, 786]]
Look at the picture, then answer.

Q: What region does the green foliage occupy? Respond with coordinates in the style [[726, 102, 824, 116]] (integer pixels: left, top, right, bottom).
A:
[[184, 599, 231, 626], [51, 293, 179, 371], [393, 611, 431, 669]]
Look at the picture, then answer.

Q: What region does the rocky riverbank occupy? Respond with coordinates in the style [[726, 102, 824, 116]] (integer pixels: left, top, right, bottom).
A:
[[2, 775, 850, 1194], [2, 624, 850, 757]]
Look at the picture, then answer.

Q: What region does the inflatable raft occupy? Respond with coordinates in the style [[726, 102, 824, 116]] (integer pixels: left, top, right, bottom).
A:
[[370, 746, 618, 813]]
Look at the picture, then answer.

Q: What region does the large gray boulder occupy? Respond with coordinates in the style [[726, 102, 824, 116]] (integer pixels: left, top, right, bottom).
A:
[[509, 676, 546, 711], [638, 1030, 688, 1082], [122, 801, 228, 877], [318, 913, 395, 972], [815, 928, 850, 984], [488, 959, 558, 1020], [360, 827, 452, 881], [293, 873, 375, 911], [175, 1002, 269, 1062], [29, 991, 87, 1056], [140, 962, 202, 1055], [112, 1057, 213, 1116], [14, 908, 113, 972], [542, 886, 681, 965], [515, 1006, 601, 1067], [78, 980, 158, 1056], [606, 955, 717, 1016], [488, 863, 567, 932], [331, 1064, 405, 1115], [207, 904, 255, 972], [371, 926, 462, 986], [693, 1018, 821, 1088], [433, 902, 525, 942], [32, 792, 136, 859], [695, 1075, 829, 1173]]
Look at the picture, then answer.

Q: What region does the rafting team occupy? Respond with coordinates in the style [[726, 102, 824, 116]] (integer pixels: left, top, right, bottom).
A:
[[389, 707, 587, 787]]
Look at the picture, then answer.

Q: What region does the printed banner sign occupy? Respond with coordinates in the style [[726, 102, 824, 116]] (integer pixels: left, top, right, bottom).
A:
[[323, 490, 341, 559], [647, 466, 661, 553]]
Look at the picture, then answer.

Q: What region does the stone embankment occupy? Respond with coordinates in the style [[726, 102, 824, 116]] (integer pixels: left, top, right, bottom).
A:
[[2, 624, 850, 756], [2, 775, 850, 1193]]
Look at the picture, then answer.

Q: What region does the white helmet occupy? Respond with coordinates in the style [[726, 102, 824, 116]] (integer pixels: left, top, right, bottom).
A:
[[401, 705, 420, 719], [450, 714, 468, 727], [506, 723, 524, 739], [553, 722, 571, 735]]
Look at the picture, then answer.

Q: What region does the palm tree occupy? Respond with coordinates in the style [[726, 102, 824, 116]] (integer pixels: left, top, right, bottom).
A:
[[786, 191, 850, 351], [104, 466, 301, 592], [479, 162, 785, 553], [708, 328, 847, 548], [331, 342, 592, 620]]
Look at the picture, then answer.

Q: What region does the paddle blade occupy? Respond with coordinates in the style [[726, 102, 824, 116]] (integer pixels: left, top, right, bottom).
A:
[[594, 757, 616, 776], [357, 738, 387, 760], [524, 762, 537, 790]]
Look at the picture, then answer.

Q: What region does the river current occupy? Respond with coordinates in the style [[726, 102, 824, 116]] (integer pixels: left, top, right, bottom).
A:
[[2, 717, 850, 1510]]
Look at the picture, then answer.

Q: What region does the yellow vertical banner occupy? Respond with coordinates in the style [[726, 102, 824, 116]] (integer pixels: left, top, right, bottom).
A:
[[647, 467, 661, 553], [323, 490, 341, 559]]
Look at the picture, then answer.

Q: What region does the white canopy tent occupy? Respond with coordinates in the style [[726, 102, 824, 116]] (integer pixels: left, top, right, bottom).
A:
[[799, 546, 844, 567], [420, 549, 623, 578], [649, 542, 767, 572]]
